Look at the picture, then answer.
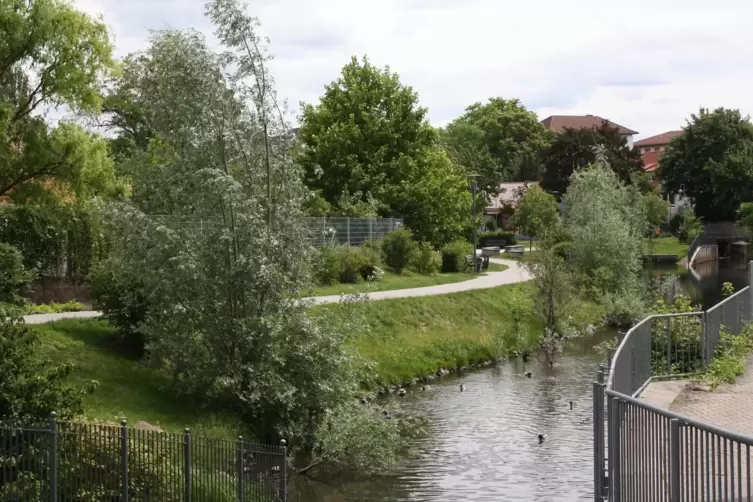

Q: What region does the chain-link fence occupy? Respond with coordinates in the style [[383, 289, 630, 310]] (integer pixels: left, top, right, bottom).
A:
[[303, 217, 403, 247], [0, 414, 287, 502]]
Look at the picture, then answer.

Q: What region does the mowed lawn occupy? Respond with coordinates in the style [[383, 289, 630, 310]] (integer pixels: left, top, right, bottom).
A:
[[308, 262, 508, 297], [645, 236, 689, 258], [33, 319, 246, 438]]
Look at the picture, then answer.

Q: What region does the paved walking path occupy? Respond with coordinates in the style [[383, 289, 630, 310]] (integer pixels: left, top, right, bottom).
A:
[[22, 258, 532, 324], [669, 355, 753, 437]]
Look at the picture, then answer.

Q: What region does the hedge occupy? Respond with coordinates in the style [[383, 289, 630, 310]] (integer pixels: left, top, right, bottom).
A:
[[477, 231, 517, 248]]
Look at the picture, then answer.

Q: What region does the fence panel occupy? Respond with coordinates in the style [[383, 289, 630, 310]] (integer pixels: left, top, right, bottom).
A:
[[303, 217, 402, 247], [0, 419, 286, 502]]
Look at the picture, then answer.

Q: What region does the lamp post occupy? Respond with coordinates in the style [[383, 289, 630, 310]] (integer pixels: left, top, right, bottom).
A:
[[468, 174, 481, 273]]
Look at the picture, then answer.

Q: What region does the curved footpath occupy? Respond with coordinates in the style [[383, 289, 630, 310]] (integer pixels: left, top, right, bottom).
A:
[[22, 258, 532, 325]]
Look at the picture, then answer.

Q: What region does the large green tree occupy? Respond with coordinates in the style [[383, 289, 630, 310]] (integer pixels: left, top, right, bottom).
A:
[[510, 184, 560, 250], [441, 98, 552, 191], [659, 107, 753, 221], [296, 56, 468, 245], [0, 0, 122, 202], [540, 122, 643, 197]]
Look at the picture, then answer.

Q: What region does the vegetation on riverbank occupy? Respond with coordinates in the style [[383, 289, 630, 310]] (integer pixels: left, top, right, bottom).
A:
[[702, 323, 753, 389], [645, 236, 689, 259]]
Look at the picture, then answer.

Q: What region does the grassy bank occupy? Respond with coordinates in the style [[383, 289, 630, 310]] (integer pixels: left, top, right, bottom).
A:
[[34, 320, 244, 438], [308, 263, 508, 296], [645, 236, 688, 258]]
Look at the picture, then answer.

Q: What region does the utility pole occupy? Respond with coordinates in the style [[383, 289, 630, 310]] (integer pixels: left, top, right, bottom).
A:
[[468, 174, 481, 273]]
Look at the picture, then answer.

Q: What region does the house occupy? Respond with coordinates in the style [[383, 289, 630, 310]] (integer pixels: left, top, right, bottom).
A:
[[634, 130, 683, 155], [484, 181, 538, 230], [540, 114, 639, 148]]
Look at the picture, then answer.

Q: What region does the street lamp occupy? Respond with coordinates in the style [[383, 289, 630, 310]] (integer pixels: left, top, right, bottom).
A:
[[467, 174, 482, 273]]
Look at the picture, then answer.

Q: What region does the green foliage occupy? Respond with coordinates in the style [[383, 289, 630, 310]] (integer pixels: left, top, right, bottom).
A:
[[540, 122, 643, 196], [440, 240, 472, 273], [659, 108, 753, 222], [650, 295, 702, 375], [24, 300, 84, 315], [411, 242, 440, 274], [381, 229, 417, 275], [484, 219, 498, 231], [722, 281, 735, 297], [312, 245, 382, 286], [674, 209, 702, 243], [642, 191, 671, 236], [313, 246, 344, 286], [563, 157, 645, 296], [295, 57, 469, 245], [89, 259, 149, 356], [0, 0, 123, 201], [477, 231, 517, 247], [0, 316, 96, 424], [0, 243, 31, 302], [703, 324, 753, 389], [509, 184, 560, 243], [441, 98, 552, 190], [738, 202, 753, 238]]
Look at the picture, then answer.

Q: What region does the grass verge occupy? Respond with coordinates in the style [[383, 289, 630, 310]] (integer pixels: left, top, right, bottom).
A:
[[33, 319, 244, 438], [645, 236, 689, 259], [701, 324, 753, 389], [308, 263, 508, 297]]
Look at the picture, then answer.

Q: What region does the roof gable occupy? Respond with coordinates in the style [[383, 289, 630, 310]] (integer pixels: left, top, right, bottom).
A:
[[540, 115, 638, 135], [634, 130, 683, 147]]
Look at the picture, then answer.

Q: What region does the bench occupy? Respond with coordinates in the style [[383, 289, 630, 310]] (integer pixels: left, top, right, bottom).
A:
[[465, 254, 489, 272], [485, 239, 508, 248], [505, 245, 525, 256]]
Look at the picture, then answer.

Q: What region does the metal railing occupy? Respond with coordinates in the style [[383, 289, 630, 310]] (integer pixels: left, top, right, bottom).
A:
[[594, 263, 753, 501], [0, 414, 287, 501]]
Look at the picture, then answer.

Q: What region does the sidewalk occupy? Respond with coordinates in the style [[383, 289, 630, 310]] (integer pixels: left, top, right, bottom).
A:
[[22, 258, 533, 324]]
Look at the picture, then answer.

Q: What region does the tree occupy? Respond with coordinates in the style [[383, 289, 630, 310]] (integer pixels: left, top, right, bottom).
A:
[[0, 315, 96, 424], [296, 57, 468, 245], [643, 191, 670, 244], [540, 122, 643, 197], [510, 184, 560, 250], [296, 56, 434, 211], [659, 107, 753, 221], [441, 98, 552, 192], [0, 0, 123, 201], [738, 202, 753, 237], [562, 155, 645, 295]]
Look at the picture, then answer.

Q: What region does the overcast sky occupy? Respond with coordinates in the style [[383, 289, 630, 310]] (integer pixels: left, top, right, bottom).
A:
[[72, 0, 753, 139]]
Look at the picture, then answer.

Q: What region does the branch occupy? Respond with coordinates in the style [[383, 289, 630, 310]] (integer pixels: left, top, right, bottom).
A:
[[297, 459, 326, 476]]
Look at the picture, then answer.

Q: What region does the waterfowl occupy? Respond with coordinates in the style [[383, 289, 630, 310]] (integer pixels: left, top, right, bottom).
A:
[[459, 384, 466, 392], [397, 388, 407, 397], [524, 371, 532, 378], [569, 401, 574, 410], [422, 385, 430, 391], [538, 434, 547, 443]]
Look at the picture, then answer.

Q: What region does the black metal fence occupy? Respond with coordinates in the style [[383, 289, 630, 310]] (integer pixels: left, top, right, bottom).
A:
[[0, 415, 286, 501], [594, 263, 753, 501]]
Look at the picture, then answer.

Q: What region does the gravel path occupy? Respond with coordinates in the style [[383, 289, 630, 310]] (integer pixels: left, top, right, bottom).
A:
[[22, 258, 532, 324]]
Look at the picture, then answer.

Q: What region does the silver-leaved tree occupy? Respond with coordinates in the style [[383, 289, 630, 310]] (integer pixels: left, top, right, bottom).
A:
[[94, 0, 411, 474]]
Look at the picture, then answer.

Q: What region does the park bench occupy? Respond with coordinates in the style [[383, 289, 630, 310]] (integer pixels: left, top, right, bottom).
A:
[[465, 254, 489, 272], [505, 245, 525, 256]]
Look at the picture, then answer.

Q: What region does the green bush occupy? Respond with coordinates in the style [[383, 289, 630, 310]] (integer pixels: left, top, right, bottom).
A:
[[357, 244, 382, 280], [340, 246, 367, 284], [0, 242, 32, 302], [411, 242, 440, 274], [381, 229, 417, 275], [313, 245, 382, 285], [23, 300, 85, 315], [441, 240, 472, 273], [477, 231, 517, 248], [313, 246, 342, 286], [90, 261, 149, 357], [484, 219, 498, 231]]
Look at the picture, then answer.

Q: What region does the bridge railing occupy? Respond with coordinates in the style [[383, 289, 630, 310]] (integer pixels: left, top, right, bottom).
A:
[[593, 263, 753, 501]]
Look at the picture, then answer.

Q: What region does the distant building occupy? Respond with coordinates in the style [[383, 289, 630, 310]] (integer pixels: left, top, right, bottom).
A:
[[484, 181, 538, 230], [634, 130, 683, 155], [540, 114, 638, 148]]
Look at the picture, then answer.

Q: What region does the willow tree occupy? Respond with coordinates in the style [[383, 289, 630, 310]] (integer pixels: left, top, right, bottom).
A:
[[96, 0, 406, 469]]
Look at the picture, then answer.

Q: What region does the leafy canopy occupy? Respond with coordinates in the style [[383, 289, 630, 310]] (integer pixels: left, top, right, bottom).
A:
[[659, 107, 753, 221], [510, 184, 560, 243], [442, 98, 552, 192], [0, 0, 123, 201], [540, 122, 643, 197]]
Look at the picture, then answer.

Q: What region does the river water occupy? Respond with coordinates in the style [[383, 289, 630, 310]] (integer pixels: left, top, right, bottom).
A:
[[292, 259, 750, 502]]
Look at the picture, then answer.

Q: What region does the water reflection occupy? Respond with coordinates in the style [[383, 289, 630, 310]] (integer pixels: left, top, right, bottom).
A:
[[292, 330, 614, 502]]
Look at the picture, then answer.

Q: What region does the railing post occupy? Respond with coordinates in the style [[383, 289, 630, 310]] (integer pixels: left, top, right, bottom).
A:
[[610, 397, 621, 502], [184, 428, 192, 502], [278, 439, 287, 502], [593, 378, 605, 502], [666, 317, 672, 375], [749, 261, 753, 320], [701, 311, 709, 367], [346, 217, 351, 246], [121, 420, 128, 502], [237, 436, 244, 502], [49, 412, 58, 502], [669, 419, 681, 502]]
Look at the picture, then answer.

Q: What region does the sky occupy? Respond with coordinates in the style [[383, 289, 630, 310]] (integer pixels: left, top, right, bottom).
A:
[[72, 0, 753, 140]]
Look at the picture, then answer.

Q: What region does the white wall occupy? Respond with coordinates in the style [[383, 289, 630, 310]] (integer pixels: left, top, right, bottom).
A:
[[625, 134, 634, 149]]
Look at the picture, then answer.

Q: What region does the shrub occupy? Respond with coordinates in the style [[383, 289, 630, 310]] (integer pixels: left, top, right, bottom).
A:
[[0, 243, 32, 302], [411, 242, 440, 274], [381, 229, 417, 274], [340, 246, 367, 284], [441, 240, 472, 273], [477, 231, 516, 248], [90, 261, 149, 357], [484, 219, 498, 231], [357, 244, 382, 281], [24, 300, 85, 315], [313, 246, 342, 286]]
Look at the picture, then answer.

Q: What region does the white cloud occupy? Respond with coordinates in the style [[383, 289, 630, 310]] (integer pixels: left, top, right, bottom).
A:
[[73, 0, 753, 139]]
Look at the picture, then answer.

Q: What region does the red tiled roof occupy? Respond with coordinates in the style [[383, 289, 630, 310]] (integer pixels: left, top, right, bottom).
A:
[[641, 151, 660, 172], [634, 130, 683, 148], [487, 181, 539, 210], [540, 115, 638, 135]]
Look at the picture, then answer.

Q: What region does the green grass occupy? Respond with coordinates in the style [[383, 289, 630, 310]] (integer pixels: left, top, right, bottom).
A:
[[33, 319, 245, 438], [325, 282, 604, 386], [308, 263, 508, 297], [645, 236, 689, 258]]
